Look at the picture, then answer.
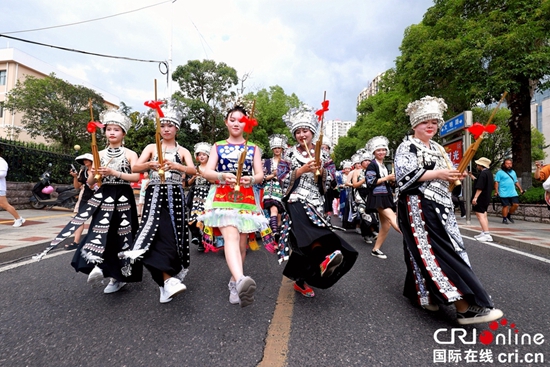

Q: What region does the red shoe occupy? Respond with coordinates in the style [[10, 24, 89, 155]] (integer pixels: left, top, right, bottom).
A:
[[294, 282, 315, 297], [320, 250, 343, 277]]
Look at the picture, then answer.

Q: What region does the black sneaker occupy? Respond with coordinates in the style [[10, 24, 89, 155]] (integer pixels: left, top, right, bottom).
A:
[[507, 216, 515, 223], [457, 305, 504, 325], [371, 249, 387, 259], [502, 218, 508, 224]]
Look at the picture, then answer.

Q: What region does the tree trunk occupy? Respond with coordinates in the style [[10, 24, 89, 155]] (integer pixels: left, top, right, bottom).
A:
[[507, 89, 532, 189]]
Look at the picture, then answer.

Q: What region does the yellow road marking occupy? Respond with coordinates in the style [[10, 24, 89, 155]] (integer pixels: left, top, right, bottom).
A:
[[258, 276, 295, 367]]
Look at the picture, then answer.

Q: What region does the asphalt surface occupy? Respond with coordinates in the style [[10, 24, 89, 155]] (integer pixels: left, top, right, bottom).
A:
[[1, 224, 549, 367]]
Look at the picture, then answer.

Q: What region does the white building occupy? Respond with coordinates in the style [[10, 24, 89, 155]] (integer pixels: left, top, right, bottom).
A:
[[531, 89, 550, 163], [0, 47, 119, 141], [357, 72, 385, 106], [326, 119, 356, 146]]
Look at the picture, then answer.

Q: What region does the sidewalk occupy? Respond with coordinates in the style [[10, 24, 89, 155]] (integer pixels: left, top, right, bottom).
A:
[[0, 208, 81, 264], [457, 214, 550, 257], [1, 209, 550, 265]]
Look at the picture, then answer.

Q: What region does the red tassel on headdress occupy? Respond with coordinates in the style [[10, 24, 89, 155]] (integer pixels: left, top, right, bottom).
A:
[[315, 100, 330, 121], [144, 100, 165, 118], [239, 115, 258, 134], [87, 121, 104, 133], [466, 122, 497, 140]]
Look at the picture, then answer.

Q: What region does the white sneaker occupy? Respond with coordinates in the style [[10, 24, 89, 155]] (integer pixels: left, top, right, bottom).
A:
[[228, 280, 239, 305], [104, 279, 126, 294], [474, 233, 485, 239], [163, 277, 186, 300], [13, 217, 26, 227], [236, 276, 256, 308], [159, 286, 173, 304], [87, 266, 104, 286], [476, 234, 493, 242]]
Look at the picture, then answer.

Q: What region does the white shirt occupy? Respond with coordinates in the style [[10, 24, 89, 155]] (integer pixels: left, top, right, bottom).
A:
[[0, 157, 8, 192]]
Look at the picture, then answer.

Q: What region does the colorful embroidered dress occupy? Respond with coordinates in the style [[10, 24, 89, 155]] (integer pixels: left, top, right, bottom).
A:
[[198, 140, 273, 252]]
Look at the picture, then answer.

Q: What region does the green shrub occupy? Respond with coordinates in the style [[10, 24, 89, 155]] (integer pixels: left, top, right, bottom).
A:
[[519, 186, 546, 204]]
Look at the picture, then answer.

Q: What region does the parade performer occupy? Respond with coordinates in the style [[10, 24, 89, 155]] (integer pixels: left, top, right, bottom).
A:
[[365, 136, 401, 259], [188, 142, 213, 253], [278, 105, 358, 298], [342, 153, 361, 230], [395, 95, 503, 325], [351, 150, 379, 244], [123, 100, 196, 304], [34, 109, 142, 295], [338, 160, 352, 219], [263, 134, 287, 239], [198, 104, 268, 308], [65, 153, 95, 250]]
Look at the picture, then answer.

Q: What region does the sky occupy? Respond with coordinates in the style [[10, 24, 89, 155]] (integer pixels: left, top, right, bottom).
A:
[[2, 0, 435, 122]]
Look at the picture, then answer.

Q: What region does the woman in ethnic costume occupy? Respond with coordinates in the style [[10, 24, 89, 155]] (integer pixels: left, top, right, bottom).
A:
[[263, 134, 287, 239], [198, 105, 267, 308], [188, 142, 212, 253], [365, 136, 401, 259], [123, 101, 196, 304], [351, 150, 379, 244], [70, 109, 142, 294], [395, 96, 503, 325], [278, 105, 358, 298]]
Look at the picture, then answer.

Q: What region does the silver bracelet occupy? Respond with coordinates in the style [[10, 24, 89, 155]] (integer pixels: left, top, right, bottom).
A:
[[217, 172, 223, 182], [250, 176, 256, 185]]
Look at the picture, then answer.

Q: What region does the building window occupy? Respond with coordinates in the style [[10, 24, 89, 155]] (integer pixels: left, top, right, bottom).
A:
[[0, 70, 6, 85], [0, 102, 3, 118]]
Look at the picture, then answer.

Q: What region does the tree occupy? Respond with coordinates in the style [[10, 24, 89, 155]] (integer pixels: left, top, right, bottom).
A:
[[171, 60, 239, 143], [4, 73, 106, 152], [334, 70, 412, 165], [470, 106, 512, 170], [396, 0, 550, 188], [531, 127, 548, 162], [244, 86, 301, 156]]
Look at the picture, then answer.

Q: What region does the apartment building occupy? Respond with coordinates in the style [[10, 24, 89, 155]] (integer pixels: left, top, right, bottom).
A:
[[0, 47, 119, 142]]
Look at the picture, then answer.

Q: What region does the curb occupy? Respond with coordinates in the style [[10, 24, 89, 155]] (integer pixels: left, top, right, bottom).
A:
[[460, 227, 550, 257], [0, 240, 69, 266]]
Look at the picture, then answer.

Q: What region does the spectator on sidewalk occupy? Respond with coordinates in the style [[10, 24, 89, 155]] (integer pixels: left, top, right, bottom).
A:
[[0, 146, 25, 227], [472, 157, 494, 242], [494, 158, 524, 224]]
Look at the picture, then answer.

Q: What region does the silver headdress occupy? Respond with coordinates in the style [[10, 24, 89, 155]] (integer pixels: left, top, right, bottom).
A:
[[405, 96, 448, 128], [160, 100, 185, 129], [99, 109, 131, 133], [356, 148, 372, 162], [223, 94, 255, 115], [268, 134, 288, 150], [282, 104, 319, 137], [367, 136, 389, 152], [351, 153, 362, 165], [321, 136, 332, 150], [193, 142, 212, 156], [341, 159, 353, 169]]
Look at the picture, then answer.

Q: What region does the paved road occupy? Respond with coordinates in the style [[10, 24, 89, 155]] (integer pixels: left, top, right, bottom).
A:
[[1, 228, 549, 367]]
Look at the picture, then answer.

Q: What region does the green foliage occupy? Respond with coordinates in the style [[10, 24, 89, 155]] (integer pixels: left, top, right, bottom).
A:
[[244, 86, 301, 157], [396, 0, 550, 176], [335, 70, 412, 166], [519, 186, 546, 204], [4, 73, 106, 153], [172, 60, 239, 143], [471, 107, 512, 169], [1, 139, 75, 184], [531, 127, 548, 162]]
